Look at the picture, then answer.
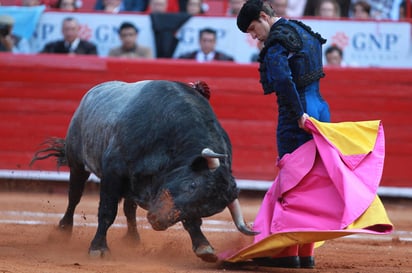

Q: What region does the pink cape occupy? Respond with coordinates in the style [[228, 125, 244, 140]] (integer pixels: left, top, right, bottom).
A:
[[220, 118, 393, 262]]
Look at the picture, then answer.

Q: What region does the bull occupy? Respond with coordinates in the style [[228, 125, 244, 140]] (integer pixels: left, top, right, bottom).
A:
[[31, 80, 257, 262]]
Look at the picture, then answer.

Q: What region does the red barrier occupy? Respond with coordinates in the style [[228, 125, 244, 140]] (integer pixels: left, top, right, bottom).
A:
[[0, 53, 411, 187]]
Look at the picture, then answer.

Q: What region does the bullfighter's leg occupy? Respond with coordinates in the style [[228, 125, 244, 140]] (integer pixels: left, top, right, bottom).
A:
[[299, 242, 315, 268], [59, 167, 90, 233], [89, 174, 121, 257], [123, 197, 140, 243], [182, 218, 217, 263]]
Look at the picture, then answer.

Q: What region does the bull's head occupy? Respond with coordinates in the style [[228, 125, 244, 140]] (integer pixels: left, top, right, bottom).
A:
[[146, 148, 256, 236]]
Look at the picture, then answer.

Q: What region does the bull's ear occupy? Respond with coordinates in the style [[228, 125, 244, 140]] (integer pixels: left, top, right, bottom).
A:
[[190, 157, 209, 172]]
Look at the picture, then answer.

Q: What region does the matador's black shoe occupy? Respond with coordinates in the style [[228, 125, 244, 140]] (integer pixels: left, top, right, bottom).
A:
[[253, 256, 300, 268], [300, 256, 315, 268]]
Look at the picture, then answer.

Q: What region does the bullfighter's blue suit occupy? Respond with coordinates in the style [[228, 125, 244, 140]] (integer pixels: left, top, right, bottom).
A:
[[258, 18, 331, 158]]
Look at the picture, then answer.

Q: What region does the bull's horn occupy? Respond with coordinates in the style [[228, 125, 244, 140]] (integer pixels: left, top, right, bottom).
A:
[[228, 199, 260, 236], [201, 148, 227, 171]]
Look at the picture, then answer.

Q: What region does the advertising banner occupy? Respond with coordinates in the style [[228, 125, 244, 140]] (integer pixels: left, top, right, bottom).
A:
[[173, 17, 412, 67], [29, 11, 155, 56], [19, 11, 412, 68]]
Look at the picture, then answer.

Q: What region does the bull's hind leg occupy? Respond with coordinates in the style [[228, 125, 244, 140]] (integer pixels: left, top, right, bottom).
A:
[[59, 167, 90, 233], [123, 198, 140, 243], [183, 218, 217, 263]]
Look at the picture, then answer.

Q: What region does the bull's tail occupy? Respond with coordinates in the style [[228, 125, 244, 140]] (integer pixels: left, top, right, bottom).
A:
[[30, 137, 68, 168]]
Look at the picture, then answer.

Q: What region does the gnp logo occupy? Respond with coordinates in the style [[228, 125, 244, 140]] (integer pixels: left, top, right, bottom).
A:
[[330, 30, 403, 65], [330, 31, 400, 51], [352, 32, 399, 51], [350, 31, 402, 65]]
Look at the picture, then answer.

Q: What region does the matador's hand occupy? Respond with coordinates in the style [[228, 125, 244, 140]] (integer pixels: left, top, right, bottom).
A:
[[298, 113, 310, 133]]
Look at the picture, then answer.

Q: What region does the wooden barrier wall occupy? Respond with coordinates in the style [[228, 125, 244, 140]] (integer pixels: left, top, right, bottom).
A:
[[0, 53, 411, 187]]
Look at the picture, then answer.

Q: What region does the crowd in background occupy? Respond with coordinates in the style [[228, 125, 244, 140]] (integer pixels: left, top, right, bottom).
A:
[[1, 0, 406, 20], [0, 0, 411, 67]]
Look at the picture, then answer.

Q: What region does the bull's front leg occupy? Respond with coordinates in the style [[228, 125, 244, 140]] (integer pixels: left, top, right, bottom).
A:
[[123, 197, 140, 243], [182, 218, 217, 263], [89, 176, 121, 257]]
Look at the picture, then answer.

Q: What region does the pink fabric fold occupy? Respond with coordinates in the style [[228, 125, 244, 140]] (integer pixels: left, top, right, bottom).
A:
[[253, 119, 386, 243]]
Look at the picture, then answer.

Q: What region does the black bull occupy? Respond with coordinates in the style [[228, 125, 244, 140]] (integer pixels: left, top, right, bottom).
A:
[[31, 80, 257, 262]]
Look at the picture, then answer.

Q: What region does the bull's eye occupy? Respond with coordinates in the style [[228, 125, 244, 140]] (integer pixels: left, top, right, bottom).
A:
[[187, 181, 197, 193]]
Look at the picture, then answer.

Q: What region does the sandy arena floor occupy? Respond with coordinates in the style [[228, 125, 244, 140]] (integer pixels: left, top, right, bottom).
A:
[[0, 190, 411, 273]]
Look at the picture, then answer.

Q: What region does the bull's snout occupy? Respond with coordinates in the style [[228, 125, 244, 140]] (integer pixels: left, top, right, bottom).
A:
[[147, 212, 169, 231], [147, 189, 181, 231], [147, 209, 181, 231]]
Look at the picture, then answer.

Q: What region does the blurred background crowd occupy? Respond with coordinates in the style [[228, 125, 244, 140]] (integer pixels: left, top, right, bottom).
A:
[[0, 0, 411, 67], [0, 0, 407, 20]]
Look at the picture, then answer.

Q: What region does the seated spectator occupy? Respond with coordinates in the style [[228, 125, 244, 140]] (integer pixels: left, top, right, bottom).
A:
[[40, 17, 97, 55], [226, 0, 246, 16], [351, 0, 371, 19], [368, 0, 401, 20], [94, 0, 148, 12], [177, 27, 234, 62], [286, 0, 307, 17], [149, 0, 167, 12], [108, 22, 152, 58], [54, 0, 78, 11], [270, 0, 289, 17], [315, 0, 341, 18], [305, 0, 350, 17], [0, 14, 30, 54], [184, 0, 205, 15], [324, 45, 343, 67], [94, 0, 180, 13], [100, 0, 122, 12]]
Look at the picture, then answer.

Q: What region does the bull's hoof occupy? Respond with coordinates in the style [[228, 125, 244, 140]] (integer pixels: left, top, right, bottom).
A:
[[88, 248, 110, 258], [57, 223, 73, 233], [195, 245, 218, 263], [122, 232, 141, 246], [47, 225, 71, 242]]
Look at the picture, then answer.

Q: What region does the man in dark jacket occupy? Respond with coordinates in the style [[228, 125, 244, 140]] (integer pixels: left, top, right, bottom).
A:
[[177, 27, 234, 62], [41, 17, 97, 55]]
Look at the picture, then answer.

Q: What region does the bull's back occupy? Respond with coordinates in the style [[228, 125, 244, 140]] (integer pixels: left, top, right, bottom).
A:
[[79, 80, 150, 117], [65, 80, 151, 172], [65, 80, 223, 175], [74, 80, 207, 130]]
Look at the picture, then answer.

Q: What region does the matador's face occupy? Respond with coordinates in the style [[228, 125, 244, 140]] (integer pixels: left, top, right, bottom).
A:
[[246, 12, 272, 43]]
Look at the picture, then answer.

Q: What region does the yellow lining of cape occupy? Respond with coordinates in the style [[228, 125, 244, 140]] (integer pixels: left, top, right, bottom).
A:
[[309, 118, 380, 155], [224, 196, 393, 263]]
